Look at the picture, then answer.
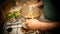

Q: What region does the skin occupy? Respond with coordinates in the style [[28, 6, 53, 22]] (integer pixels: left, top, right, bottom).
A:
[[25, 1, 59, 31], [26, 19, 58, 31], [30, 1, 43, 7]]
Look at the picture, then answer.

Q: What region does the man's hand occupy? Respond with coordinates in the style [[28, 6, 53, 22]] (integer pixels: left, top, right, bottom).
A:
[[30, 1, 43, 7], [26, 19, 40, 30], [26, 19, 58, 31]]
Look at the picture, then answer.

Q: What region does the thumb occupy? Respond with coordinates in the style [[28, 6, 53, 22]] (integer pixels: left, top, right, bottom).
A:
[[25, 19, 29, 24]]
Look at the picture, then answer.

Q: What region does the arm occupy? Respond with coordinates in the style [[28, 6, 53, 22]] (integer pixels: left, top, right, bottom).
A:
[[36, 1, 43, 7], [38, 22, 58, 31], [26, 19, 59, 31], [30, 1, 43, 7]]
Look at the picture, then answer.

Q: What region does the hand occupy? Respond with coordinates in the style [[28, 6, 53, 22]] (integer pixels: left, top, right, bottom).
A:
[[30, 1, 43, 7], [26, 19, 58, 31], [29, 4, 38, 7], [26, 19, 40, 30]]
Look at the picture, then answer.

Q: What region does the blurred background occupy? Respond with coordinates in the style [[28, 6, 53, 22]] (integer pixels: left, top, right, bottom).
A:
[[0, 0, 42, 34]]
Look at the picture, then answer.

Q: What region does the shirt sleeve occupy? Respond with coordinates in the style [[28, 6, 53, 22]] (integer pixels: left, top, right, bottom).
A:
[[39, 15, 50, 22]]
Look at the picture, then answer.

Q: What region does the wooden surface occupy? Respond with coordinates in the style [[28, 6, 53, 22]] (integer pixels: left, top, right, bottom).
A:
[[2, 0, 13, 15], [0, 0, 13, 27], [0, 9, 5, 27]]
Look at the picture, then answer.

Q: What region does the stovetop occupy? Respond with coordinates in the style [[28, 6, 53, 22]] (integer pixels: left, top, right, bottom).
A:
[[3, 17, 39, 34]]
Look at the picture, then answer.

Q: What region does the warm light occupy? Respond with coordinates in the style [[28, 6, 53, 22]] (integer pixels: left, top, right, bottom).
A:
[[16, 1, 18, 6], [24, 6, 34, 19], [29, 13, 34, 19], [24, 14, 34, 19], [29, 6, 34, 19], [29, 6, 32, 13]]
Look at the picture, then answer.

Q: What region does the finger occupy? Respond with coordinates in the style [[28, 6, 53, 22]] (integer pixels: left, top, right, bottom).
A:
[[25, 19, 29, 23], [25, 22, 28, 25], [26, 19, 28, 21]]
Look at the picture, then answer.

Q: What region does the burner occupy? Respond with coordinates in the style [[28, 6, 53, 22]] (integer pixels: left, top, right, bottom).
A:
[[7, 28, 13, 32]]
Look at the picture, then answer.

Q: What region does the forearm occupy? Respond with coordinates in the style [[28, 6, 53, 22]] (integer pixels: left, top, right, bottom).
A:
[[38, 22, 58, 31], [36, 1, 43, 7]]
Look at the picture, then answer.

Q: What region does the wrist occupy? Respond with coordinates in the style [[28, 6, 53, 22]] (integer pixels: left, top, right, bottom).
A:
[[37, 22, 41, 30]]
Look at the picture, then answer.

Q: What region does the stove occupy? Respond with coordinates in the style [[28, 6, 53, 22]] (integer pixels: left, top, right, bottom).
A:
[[3, 17, 39, 34]]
